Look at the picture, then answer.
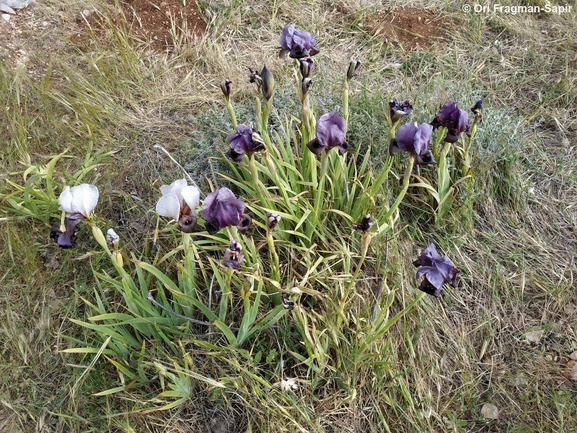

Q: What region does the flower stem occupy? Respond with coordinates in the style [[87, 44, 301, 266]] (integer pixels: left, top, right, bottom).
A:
[[266, 229, 281, 289], [343, 79, 350, 129], [312, 151, 329, 230], [219, 268, 233, 321], [388, 120, 400, 143], [255, 96, 262, 133], [248, 154, 270, 210], [226, 101, 238, 129], [350, 231, 371, 287], [376, 156, 415, 234], [262, 99, 272, 140], [266, 230, 280, 270], [181, 232, 198, 304], [432, 126, 446, 162]]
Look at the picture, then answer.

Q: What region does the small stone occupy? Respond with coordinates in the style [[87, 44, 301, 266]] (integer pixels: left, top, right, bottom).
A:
[[569, 351, 577, 361], [525, 329, 545, 344], [511, 375, 528, 386], [2, 13, 10, 21], [481, 403, 499, 420]]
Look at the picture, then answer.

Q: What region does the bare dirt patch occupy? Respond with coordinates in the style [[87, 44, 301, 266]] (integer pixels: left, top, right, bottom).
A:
[[365, 7, 448, 49], [118, 0, 205, 48], [74, 0, 206, 50]]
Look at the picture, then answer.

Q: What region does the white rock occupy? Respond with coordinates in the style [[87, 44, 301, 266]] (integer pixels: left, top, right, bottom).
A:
[[525, 329, 545, 344], [511, 375, 528, 386], [1, 12, 10, 20], [3, 0, 33, 8], [481, 403, 499, 420]]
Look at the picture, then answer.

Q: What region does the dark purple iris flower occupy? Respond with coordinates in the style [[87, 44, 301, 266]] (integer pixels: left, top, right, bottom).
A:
[[390, 122, 435, 165], [223, 240, 244, 270], [266, 213, 281, 231], [353, 214, 373, 232], [413, 243, 459, 297], [389, 100, 413, 124], [279, 24, 319, 59], [431, 102, 470, 143], [50, 216, 83, 248], [306, 111, 348, 156], [227, 124, 265, 162], [248, 67, 262, 87], [281, 294, 295, 311], [199, 187, 251, 235], [471, 99, 483, 115]]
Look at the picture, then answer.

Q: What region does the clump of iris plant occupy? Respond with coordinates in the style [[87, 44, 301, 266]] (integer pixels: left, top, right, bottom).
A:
[[279, 24, 319, 59], [227, 124, 265, 162], [223, 240, 244, 270], [431, 102, 470, 143], [389, 99, 413, 124], [51, 183, 99, 248], [413, 243, 459, 297], [155, 179, 200, 233], [390, 122, 435, 164], [306, 111, 348, 155], [199, 187, 251, 235]]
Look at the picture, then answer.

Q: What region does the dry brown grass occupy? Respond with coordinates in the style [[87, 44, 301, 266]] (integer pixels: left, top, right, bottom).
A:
[[0, 0, 576, 431]]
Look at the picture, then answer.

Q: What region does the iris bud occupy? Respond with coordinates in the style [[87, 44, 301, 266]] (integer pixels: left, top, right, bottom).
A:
[[346, 60, 361, 81], [301, 78, 313, 97], [299, 58, 314, 79], [261, 64, 275, 101], [221, 79, 231, 101], [266, 213, 281, 230]]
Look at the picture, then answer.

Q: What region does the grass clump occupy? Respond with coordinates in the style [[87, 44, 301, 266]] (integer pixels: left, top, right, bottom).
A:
[[1, 0, 576, 431]]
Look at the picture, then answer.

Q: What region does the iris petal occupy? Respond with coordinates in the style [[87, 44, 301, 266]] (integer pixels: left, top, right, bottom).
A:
[[58, 184, 99, 217], [181, 186, 200, 210], [58, 186, 74, 213], [199, 188, 247, 234], [413, 243, 458, 297], [279, 24, 319, 59], [316, 111, 346, 148], [155, 194, 181, 220]]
